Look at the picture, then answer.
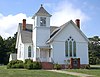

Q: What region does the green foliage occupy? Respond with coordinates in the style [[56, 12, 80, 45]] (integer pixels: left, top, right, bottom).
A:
[[32, 61, 42, 69], [54, 63, 61, 70], [7, 59, 42, 70], [0, 35, 9, 65], [24, 59, 33, 64], [88, 36, 100, 65], [0, 32, 17, 65], [24, 59, 33, 69], [7, 60, 24, 69], [24, 63, 33, 69], [24, 59, 42, 69]]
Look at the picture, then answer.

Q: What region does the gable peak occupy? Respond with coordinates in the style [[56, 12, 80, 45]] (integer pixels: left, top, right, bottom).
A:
[[32, 4, 52, 19]]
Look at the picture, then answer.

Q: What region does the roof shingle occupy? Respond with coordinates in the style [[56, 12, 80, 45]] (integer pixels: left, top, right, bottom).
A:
[[19, 23, 33, 43]]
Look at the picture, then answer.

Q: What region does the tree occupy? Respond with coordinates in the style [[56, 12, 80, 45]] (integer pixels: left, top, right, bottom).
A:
[[88, 36, 100, 65], [0, 36, 8, 64], [0, 32, 17, 64]]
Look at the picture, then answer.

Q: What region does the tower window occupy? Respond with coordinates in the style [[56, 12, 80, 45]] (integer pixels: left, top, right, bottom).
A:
[[40, 17, 46, 26]]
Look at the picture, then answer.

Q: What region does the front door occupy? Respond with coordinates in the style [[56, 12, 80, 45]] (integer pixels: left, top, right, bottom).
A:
[[40, 49, 49, 62]]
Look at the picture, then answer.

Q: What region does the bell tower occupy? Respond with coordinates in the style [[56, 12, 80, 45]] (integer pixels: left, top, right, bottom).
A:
[[32, 4, 52, 46]]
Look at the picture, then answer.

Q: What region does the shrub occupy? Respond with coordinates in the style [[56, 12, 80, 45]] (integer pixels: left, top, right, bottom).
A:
[[24, 59, 41, 69], [54, 63, 61, 70], [96, 58, 100, 64], [33, 61, 42, 69], [7, 63, 11, 69], [24, 59, 33, 69], [24, 63, 33, 69], [24, 59, 33, 64], [7, 59, 42, 70], [7, 60, 24, 69]]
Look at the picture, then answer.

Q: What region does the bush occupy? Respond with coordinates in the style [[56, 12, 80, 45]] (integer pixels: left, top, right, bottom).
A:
[[54, 63, 61, 70], [96, 58, 100, 64], [7, 59, 42, 70], [33, 61, 42, 69], [7, 60, 24, 69], [24, 59, 42, 69], [24, 63, 33, 69], [24, 59, 33, 64]]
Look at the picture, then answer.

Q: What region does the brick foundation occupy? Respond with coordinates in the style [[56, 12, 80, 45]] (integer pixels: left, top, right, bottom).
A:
[[41, 62, 89, 69], [41, 62, 54, 69], [60, 64, 89, 69]]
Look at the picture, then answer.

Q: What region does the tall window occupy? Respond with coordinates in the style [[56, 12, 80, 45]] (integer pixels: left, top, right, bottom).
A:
[[28, 46, 31, 57], [73, 41, 76, 57], [65, 36, 76, 57], [40, 17, 46, 26]]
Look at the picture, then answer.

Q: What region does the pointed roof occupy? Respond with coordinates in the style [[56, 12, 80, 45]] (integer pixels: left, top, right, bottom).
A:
[[46, 20, 89, 43], [32, 4, 52, 19]]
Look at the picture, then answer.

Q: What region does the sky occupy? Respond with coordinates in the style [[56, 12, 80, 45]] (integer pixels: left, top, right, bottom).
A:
[[0, 0, 100, 39]]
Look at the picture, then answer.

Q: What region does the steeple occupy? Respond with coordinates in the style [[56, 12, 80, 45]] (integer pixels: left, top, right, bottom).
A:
[[32, 4, 52, 19]]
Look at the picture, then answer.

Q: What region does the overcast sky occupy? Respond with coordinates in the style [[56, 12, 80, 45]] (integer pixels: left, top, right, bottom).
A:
[[0, 0, 100, 38]]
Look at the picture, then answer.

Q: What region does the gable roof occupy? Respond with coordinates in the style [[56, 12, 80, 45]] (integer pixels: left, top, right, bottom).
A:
[[19, 23, 33, 43], [46, 20, 89, 43], [32, 5, 51, 19], [17, 24, 59, 44]]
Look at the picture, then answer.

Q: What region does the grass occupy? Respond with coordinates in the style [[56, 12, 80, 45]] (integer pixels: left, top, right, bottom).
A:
[[0, 66, 77, 77], [66, 65, 100, 77]]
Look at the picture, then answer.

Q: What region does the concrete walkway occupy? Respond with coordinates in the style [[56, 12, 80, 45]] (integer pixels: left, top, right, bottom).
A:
[[48, 70, 94, 77]]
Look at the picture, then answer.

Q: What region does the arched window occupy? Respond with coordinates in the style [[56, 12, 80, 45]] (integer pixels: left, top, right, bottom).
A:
[[73, 41, 76, 57], [65, 41, 68, 57], [28, 46, 31, 57], [69, 41, 72, 57], [65, 36, 76, 57]]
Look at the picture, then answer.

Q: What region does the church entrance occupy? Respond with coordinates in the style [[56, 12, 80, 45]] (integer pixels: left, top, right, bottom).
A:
[[37, 46, 52, 62], [40, 49, 49, 62]]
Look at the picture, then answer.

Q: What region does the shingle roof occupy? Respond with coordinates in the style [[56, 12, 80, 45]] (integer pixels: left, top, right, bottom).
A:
[[19, 23, 33, 43], [32, 5, 51, 19], [50, 26, 59, 34], [18, 24, 59, 43]]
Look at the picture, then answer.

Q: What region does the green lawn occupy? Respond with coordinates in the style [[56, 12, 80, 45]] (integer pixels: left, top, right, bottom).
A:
[[66, 65, 100, 77], [0, 66, 77, 77]]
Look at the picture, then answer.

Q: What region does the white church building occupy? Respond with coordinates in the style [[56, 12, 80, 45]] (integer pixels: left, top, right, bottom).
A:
[[10, 5, 89, 68]]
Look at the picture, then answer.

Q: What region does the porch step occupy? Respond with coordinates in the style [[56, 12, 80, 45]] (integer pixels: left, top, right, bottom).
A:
[[41, 62, 54, 69]]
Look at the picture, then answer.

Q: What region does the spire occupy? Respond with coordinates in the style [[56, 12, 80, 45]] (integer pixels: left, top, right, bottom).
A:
[[41, 4, 43, 7], [32, 4, 52, 19]]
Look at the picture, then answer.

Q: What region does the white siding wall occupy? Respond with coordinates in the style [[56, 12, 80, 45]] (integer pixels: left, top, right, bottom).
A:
[[51, 23, 88, 64], [33, 27, 37, 61], [77, 42, 89, 64], [35, 16, 50, 46], [17, 34, 24, 61], [17, 34, 34, 61], [36, 27, 50, 46], [51, 42, 65, 64]]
